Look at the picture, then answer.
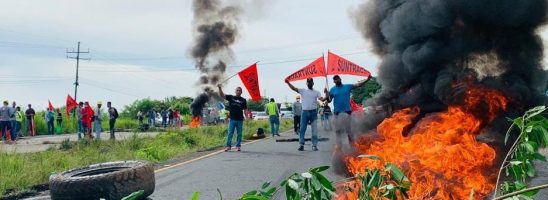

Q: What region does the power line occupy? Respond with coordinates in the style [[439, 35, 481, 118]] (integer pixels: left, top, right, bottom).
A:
[[78, 79, 142, 98], [0, 41, 66, 49], [79, 50, 368, 73]]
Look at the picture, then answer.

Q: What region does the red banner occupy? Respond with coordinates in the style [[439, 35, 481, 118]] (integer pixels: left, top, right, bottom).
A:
[[238, 63, 262, 101], [285, 56, 326, 82], [350, 98, 363, 113], [66, 95, 78, 115], [48, 100, 55, 111], [327, 51, 371, 77]]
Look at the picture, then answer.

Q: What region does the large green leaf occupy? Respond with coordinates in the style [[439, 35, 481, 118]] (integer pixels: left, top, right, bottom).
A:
[[521, 143, 535, 154], [535, 126, 548, 146], [525, 163, 535, 177], [191, 192, 200, 200], [521, 188, 540, 197], [524, 106, 546, 120], [312, 172, 335, 192], [311, 166, 330, 173], [385, 163, 407, 182], [367, 170, 380, 188], [240, 194, 270, 200], [243, 190, 258, 196], [287, 179, 299, 191], [505, 122, 516, 144], [261, 182, 271, 189], [532, 152, 547, 161], [285, 183, 296, 200], [311, 176, 321, 190], [301, 172, 313, 179]]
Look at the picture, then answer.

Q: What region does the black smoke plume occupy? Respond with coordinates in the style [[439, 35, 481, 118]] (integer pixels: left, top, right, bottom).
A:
[[350, 0, 548, 132], [190, 0, 241, 117]]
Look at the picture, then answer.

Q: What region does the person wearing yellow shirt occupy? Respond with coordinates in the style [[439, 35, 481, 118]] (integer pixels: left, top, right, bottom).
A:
[[265, 98, 280, 137]]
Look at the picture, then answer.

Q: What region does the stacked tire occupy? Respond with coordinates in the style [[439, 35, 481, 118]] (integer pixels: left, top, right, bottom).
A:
[[49, 161, 155, 200]]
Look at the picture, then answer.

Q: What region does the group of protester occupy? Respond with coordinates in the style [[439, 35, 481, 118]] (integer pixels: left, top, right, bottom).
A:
[[137, 108, 182, 128], [0, 101, 26, 144], [219, 75, 369, 152], [0, 100, 119, 144], [287, 75, 369, 151], [75, 101, 119, 140]]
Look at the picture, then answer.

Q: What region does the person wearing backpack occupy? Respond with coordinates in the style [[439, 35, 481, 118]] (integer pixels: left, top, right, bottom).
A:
[[107, 101, 118, 140]]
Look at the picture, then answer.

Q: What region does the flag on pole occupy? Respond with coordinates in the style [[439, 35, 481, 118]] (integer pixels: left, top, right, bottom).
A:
[[350, 98, 363, 113], [66, 95, 78, 115], [327, 51, 371, 77], [285, 56, 326, 82], [238, 63, 262, 101], [48, 100, 55, 111]]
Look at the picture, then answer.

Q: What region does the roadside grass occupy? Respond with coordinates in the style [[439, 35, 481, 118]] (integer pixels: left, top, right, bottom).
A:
[[0, 120, 291, 196]]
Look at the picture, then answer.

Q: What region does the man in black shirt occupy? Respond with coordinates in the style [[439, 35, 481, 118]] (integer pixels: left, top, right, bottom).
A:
[[25, 104, 36, 136], [218, 84, 247, 152]]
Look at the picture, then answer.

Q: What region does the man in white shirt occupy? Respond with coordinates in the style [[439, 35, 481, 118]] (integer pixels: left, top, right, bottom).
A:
[[94, 101, 103, 139], [286, 78, 329, 151]]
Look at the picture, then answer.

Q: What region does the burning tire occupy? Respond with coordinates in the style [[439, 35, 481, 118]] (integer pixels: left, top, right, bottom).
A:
[[49, 161, 155, 200]]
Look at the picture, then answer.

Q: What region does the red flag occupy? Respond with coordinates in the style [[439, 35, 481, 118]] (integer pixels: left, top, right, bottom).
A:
[[66, 95, 78, 115], [238, 63, 262, 101], [285, 56, 326, 82], [48, 100, 54, 111], [327, 51, 371, 77], [350, 98, 363, 113]]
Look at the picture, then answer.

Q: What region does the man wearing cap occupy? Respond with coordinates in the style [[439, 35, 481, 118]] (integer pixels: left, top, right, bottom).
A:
[[265, 98, 280, 137], [94, 101, 103, 139], [327, 75, 370, 150], [292, 96, 302, 135], [285, 78, 329, 151], [0, 101, 14, 143]]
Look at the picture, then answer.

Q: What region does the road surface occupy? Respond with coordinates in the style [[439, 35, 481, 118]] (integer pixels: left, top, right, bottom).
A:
[[152, 128, 346, 200]]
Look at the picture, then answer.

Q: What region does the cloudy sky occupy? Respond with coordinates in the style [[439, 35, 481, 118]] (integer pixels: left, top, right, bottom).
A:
[[1, 0, 546, 111]]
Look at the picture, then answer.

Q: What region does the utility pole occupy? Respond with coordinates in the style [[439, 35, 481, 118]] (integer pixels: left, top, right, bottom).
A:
[[67, 42, 90, 102]]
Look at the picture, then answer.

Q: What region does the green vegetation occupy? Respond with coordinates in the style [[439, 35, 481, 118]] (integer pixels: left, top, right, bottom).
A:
[[0, 120, 292, 196], [191, 163, 410, 200], [494, 106, 548, 199], [351, 77, 381, 104], [121, 96, 193, 118]]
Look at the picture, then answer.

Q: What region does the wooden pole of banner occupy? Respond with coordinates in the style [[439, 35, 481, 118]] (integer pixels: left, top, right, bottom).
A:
[[324, 51, 329, 90], [219, 61, 260, 85]]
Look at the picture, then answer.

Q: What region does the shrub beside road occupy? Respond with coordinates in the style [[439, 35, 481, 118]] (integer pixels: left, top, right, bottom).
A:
[[0, 120, 292, 197]]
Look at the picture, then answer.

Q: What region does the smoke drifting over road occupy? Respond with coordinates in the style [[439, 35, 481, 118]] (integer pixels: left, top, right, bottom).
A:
[[350, 0, 548, 131]]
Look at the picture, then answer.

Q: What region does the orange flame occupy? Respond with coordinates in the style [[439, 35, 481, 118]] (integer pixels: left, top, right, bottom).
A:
[[189, 116, 201, 128], [341, 87, 507, 199]]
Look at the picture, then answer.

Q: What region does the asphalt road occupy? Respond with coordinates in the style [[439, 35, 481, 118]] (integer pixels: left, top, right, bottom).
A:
[[151, 128, 346, 200]]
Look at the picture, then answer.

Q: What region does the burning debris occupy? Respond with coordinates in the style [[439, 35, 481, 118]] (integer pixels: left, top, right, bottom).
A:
[[342, 87, 508, 199], [189, 116, 201, 128], [189, 0, 242, 118], [337, 0, 548, 199]]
